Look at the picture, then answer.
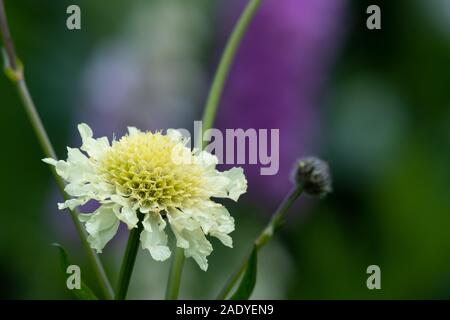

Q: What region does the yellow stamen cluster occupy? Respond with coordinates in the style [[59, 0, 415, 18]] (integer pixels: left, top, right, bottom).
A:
[[99, 132, 206, 211]]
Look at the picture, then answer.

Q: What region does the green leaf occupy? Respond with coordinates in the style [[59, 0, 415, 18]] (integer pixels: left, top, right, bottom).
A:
[[52, 243, 98, 300], [230, 245, 258, 300]]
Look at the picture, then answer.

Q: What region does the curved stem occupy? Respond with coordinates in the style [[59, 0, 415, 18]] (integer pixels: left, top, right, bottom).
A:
[[217, 186, 303, 299], [202, 0, 263, 135], [165, 247, 185, 300], [164, 0, 264, 299], [255, 186, 304, 249], [116, 221, 144, 300], [216, 254, 249, 300], [0, 0, 16, 70], [0, 0, 114, 300]]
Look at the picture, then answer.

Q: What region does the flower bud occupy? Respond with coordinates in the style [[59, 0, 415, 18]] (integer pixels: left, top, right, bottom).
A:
[[294, 157, 332, 196]]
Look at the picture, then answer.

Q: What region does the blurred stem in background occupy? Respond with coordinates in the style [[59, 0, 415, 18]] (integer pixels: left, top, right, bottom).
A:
[[201, 0, 263, 137], [218, 157, 331, 299], [165, 0, 264, 300], [0, 0, 114, 300], [217, 186, 304, 299]]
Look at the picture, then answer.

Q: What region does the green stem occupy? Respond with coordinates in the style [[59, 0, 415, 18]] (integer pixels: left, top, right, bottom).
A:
[[217, 186, 303, 299], [116, 221, 144, 300], [164, 0, 264, 299], [255, 186, 303, 249], [165, 247, 185, 300], [201, 0, 263, 136], [0, 0, 114, 300]]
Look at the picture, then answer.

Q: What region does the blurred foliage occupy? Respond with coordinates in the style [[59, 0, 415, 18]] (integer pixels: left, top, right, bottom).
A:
[[1, 0, 450, 299]]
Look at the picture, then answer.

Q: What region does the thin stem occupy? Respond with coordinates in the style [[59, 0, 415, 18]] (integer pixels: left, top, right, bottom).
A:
[[201, 0, 263, 135], [164, 0, 264, 299], [0, 0, 16, 70], [165, 248, 185, 300], [216, 253, 249, 300], [255, 186, 303, 249], [217, 186, 303, 299], [16, 80, 56, 158], [116, 221, 144, 300], [0, 0, 114, 300]]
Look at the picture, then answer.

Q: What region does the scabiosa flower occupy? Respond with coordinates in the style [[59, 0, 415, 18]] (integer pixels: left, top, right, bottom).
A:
[[43, 124, 247, 271]]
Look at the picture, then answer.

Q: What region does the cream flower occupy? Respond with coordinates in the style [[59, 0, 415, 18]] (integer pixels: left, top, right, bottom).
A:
[[43, 123, 247, 271]]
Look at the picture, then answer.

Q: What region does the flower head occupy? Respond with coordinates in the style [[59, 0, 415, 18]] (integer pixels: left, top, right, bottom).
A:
[[294, 156, 332, 196], [43, 124, 247, 270]]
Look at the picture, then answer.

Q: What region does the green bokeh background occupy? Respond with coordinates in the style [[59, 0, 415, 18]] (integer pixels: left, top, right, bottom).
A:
[[1, 0, 450, 299]]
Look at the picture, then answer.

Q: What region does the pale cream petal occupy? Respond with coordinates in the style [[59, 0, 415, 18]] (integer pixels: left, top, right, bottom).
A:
[[167, 207, 199, 232], [64, 182, 94, 197], [181, 228, 213, 271], [42, 158, 57, 166], [184, 201, 234, 248], [127, 126, 141, 136], [222, 167, 247, 201], [167, 129, 184, 142], [195, 150, 218, 169], [79, 205, 119, 253], [118, 207, 139, 229], [207, 167, 247, 201], [109, 195, 138, 229], [78, 123, 93, 141], [57, 197, 89, 210], [166, 208, 192, 248], [210, 232, 233, 248], [110, 194, 128, 207], [53, 160, 71, 180], [78, 123, 110, 159], [44, 147, 95, 184], [43, 141, 110, 204], [170, 143, 193, 165], [140, 213, 171, 261], [167, 207, 214, 271], [67, 147, 89, 164]]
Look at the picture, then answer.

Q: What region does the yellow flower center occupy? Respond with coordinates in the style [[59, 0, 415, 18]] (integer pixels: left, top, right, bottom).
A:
[[99, 132, 206, 210]]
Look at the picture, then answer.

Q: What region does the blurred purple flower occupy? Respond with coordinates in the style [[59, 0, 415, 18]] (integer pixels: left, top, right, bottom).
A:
[[216, 0, 347, 207]]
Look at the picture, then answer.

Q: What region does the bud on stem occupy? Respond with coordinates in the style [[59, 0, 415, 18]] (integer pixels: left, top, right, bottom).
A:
[[294, 156, 332, 196]]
